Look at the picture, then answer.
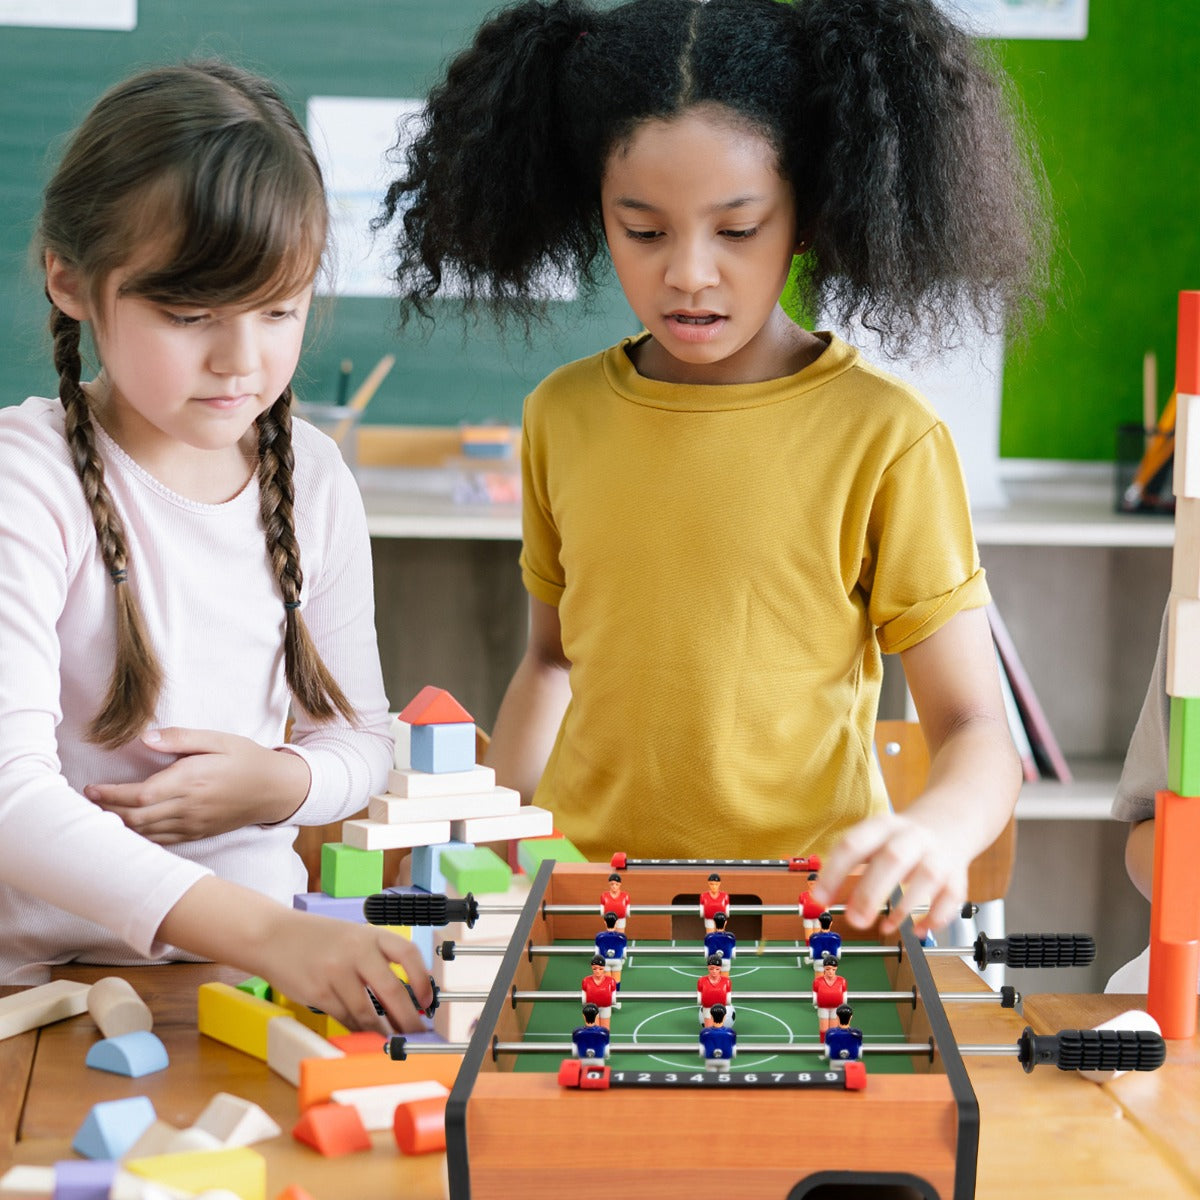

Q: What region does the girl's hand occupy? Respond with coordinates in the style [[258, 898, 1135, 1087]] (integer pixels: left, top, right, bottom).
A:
[[84, 728, 310, 842], [813, 810, 971, 938]]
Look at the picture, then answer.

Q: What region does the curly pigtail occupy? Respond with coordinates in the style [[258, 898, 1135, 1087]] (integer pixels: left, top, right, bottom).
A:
[[256, 391, 356, 723], [51, 302, 165, 748]]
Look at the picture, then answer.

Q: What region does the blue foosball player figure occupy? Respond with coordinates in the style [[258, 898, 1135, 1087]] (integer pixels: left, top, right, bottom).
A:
[[572, 1002, 611, 1062], [824, 1003, 863, 1062], [704, 910, 736, 974], [699, 1003, 737, 1070], [595, 909, 628, 987], [806, 910, 842, 971]]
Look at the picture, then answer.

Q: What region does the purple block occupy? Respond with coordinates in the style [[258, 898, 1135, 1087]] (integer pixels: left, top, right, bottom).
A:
[[292, 892, 368, 922], [54, 1158, 117, 1198]]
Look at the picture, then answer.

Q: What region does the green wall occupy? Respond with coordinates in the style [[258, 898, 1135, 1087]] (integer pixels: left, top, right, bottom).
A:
[[1, 2, 1197, 455]]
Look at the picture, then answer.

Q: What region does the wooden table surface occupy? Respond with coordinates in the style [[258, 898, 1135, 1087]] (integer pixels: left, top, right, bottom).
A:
[[1, 959, 1198, 1200]]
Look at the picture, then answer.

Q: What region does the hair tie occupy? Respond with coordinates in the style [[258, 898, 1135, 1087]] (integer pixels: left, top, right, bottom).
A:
[[577, 29, 587, 41], [109, 568, 128, 585], [283, 600, 301, 611]]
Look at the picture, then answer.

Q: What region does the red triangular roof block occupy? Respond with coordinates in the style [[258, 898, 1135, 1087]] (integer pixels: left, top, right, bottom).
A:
[[291, 1102, 372, 1157], [398, 686, 474, 726], [274, 1188, 318, 1200]]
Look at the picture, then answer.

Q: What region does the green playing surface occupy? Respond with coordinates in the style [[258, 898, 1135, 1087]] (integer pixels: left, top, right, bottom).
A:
[[513, 940, 916, 1075]]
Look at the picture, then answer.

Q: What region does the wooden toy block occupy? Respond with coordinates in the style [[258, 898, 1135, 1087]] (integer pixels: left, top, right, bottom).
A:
[[432, 944, 508, 993], [443, 875, 531, 946], [369, 786, 520, 825], [0, 978, 91, 1040], [411, 842, 473, 894], [1149, 788, 1200, 1039], [1178, 291, 1200, 394], [517, 835, 588, 877], [330, 1080, 449, 1131], [124, 1146, 266, 1200], [433, 999, 485, 1043], [399, 686, 473, 726], [234, 977, 272, 1001], [123, 1118, 221, 1161], [298, 1050, 463, 1111], [291, 1102, 372, 1157], [386, 763, 495, 798], [196, 983, 291, 1062], [1168, 695, 1200, 795], [291, 892, 367, 922], [272, 993, 349, 1040], [393, 1093, 448, 1156], [274, 1187, 318, 1200], [192, 1093, 282, 1148], [0, 1166, 55, 1195], [318, 842, 384, 898], [85, 1031, 169, 1078], [390, 714, 411, 769], [1166, 594, 1200, 696], [87, 976, 153, 1039], [327, 1031, 387, 1054], [342, 817, 452, 851], [50, 1160, 118, 1199], [411, 722, 476, 774], [450, 805, 554, 844], [439, 845, 512, 896], [1171, 497, 1200, 599], [72, 1095, 157, 1160], [1175, 391, 1200, 500], [267, 1015, 345, 1087]]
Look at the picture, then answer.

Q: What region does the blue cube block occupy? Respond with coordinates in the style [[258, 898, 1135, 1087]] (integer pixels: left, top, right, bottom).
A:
[[411, 722, 476, 773]]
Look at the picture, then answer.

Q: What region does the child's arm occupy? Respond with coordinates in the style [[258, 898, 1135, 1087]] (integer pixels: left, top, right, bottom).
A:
[[1125, 819, 1155, 901], [485, 596, 572, 802], [84, 730, 312, 843], [156, 875, 434, 1031], [816, 607, 1021, 936]]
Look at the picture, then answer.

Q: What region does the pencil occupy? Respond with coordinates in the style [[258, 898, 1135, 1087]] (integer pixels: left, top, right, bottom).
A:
[[1123, 388, 1176, 510], [332, 354, 395, 445]]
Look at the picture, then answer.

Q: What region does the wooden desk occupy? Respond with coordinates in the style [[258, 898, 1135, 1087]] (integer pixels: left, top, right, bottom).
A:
[[1, 962, 1197, 1199]]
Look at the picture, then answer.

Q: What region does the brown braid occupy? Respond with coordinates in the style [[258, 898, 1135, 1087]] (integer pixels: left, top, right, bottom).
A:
[[50, 303, 165, 748], [256, 388, 357, 723]]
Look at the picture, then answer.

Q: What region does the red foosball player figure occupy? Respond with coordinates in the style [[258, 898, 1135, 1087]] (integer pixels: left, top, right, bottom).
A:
[[824, 1003, 863, 1062], [582, 954, 619, 1027], [698, 954, 734, 1026], [798, 871, 824, 940], [700, 872, 730, 932], [572, 1002, 611, 1062], [595, 910, 628, 986], [812, 954, 848, 1042], [703, 910, 736, 974], [601, 872, 632, 933], [806, 910, 842, 970], [699, 1003, 737, 1070]]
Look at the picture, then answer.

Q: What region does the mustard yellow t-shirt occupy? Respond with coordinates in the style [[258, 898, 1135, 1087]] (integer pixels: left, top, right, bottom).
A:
[[519, 332, 989, 861]]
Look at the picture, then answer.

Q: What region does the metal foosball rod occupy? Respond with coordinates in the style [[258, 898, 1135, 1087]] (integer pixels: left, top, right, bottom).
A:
[[435, 931, 1095, 973], [385, 1027, 1166, 1074], [428, 985, 1018, 1007], [608, 853, 821, 872]]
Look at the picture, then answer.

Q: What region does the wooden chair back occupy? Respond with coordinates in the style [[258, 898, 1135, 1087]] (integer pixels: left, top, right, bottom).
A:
[[873, 718, 1017, 904]]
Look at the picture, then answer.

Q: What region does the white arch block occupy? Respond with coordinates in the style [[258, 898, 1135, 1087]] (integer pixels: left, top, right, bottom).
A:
[[191, 1092, 282, 1147], [88, 975, 153, 1038]]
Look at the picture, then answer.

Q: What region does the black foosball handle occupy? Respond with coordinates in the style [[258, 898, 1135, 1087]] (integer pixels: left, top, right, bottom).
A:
[[363, 891, 479, 928], [973, 933, 1096, 970], [1016, 1026, 1166, 1074]]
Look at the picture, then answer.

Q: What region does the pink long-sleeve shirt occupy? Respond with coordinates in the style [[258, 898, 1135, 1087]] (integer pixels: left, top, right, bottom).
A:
[[0, 397, 391, 983]]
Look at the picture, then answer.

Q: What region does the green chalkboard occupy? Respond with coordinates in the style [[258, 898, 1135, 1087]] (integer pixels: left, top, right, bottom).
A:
[[0, 0, 634, 429], [2, 2, 1199, 456]]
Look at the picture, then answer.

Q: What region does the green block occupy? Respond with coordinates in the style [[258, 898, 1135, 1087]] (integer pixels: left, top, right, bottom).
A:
[[518, 836, 587, 878], [320, 842, 384, 898], [1169, 695, 1200, 795], [440, 845, 511, 896], [235, 976, 271, 1001]]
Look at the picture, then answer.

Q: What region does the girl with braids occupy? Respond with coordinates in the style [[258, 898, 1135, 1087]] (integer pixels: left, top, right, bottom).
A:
[[379, 0, 1053, 935], [0, 60, 432, 1028]]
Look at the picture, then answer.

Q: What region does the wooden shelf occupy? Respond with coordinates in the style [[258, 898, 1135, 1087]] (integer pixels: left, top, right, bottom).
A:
[[1015, 758, 1122, 821]]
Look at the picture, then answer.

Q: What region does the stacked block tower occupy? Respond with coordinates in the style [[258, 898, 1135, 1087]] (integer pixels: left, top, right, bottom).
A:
[[295, 686, 584, 1044], [1150, 290, 1200, 1039]]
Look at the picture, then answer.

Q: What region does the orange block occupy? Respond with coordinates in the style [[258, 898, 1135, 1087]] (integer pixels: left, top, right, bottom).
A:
[[398, 686, 473, 726], [328, 1031, 387, 1055], [1148, 788, 1200, 1038], [393, 1094, 447, 1155], [292, 1102, 372, 1157], [1178, 292, 1200, 395], [274, 1188, 318, 1200], [298, 1051, 463, 1111]]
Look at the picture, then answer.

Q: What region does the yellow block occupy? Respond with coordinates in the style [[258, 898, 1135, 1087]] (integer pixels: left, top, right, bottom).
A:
[[196, 982, 290, 1061], [125, 1146, 266, 1200], [273, 992, 349, 1040]]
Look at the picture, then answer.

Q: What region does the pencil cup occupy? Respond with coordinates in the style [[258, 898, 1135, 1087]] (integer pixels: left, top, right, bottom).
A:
[[294, 401, 361, 475], [1114, 422, 1175, 515]]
